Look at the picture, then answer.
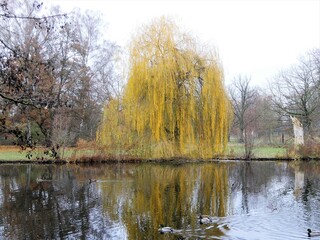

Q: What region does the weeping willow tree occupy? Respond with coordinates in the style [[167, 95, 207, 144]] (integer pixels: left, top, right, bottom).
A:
[[97, 17, 231, 158]]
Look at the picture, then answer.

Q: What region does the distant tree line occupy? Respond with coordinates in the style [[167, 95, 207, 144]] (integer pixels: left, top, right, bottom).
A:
[[229, 48, 320, 158], [0, 0, 117, 156], [1, 0, 319, 159]]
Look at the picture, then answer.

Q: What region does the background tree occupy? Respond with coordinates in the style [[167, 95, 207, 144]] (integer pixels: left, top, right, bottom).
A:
[[270, 49, 320, 139], [48, 8, 117, 146], [0, 1, 117, 157], [309, 48, 320, 135], [228, 76, 259, 142], [97, 17, 232, 158], [228, 75, 260, 159], [0, 0, 67, 149], [253, 94, 281, 144]]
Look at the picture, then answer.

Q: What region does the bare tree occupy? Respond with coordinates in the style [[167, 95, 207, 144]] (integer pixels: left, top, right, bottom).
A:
[[0, 1, 117, 158], [52, 8, 118, 144], [309, 48, 320, 134], [228, 75, 260, 159], [309, 48, 320, 87], [270, 49, 320, 139], [228, 76, 258, 141], [0, 0, 68, 150]]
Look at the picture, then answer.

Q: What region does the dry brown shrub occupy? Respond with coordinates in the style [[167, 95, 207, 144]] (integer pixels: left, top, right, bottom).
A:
[[297, 142, 320, 158], [76, 139, 96, 149]]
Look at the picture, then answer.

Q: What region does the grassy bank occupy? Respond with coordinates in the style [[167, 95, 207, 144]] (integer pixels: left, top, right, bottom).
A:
[[0, 143, 289, 162], [0, 146, 95, 161], [226, 143, 287, 158]]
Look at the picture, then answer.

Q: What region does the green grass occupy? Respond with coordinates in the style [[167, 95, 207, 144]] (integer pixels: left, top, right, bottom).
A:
[[253, 146, 287, 158], [0, 144, 288, 161], [0, 151, 28, 161], [226, 143, 287, 158], [0, 147, 97, 161]]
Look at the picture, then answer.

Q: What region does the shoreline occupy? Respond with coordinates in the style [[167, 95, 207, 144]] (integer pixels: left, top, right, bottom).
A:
[[0, 156, 319, 165]]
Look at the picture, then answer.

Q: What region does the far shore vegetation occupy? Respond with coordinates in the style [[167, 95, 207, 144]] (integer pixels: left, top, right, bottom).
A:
[[0, 140, 307, 162], [1, 2, 320, 162]]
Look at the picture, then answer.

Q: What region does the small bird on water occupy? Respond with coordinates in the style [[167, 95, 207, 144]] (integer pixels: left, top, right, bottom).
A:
[[308, 229, 320, 237], [89, 179, 97, 184], [198, 215, 219, 224], [199, 215, 211, 224], [158, 224, 174, 234]]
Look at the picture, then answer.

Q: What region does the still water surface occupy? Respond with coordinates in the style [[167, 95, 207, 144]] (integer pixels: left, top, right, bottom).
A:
[[0, 161, 319, 239]]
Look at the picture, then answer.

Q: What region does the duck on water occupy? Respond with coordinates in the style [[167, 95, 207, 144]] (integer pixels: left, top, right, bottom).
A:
[[198, 215, 219, 224], [308, 229, 320, 237], [158, 225, 174, 234], [89, 179, 97, 184]]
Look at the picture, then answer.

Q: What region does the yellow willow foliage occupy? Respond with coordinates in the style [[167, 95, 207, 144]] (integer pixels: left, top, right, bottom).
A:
[[96, 98, 132, 154], [199, 164, 228, 217], [118, 164, 229, 239], [98, 17, 231, 158]]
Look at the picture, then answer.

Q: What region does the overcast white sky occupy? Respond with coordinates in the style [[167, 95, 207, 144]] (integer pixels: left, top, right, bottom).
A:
[[48, 0, 320, 87]]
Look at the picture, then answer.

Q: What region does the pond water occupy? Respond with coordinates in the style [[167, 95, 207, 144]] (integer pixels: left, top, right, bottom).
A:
[[0, 161, 319, 239]]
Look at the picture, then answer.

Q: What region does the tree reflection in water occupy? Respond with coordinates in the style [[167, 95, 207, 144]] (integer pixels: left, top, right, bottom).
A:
[[0, 162, 320, 239], [0, 165, 111, 239]]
